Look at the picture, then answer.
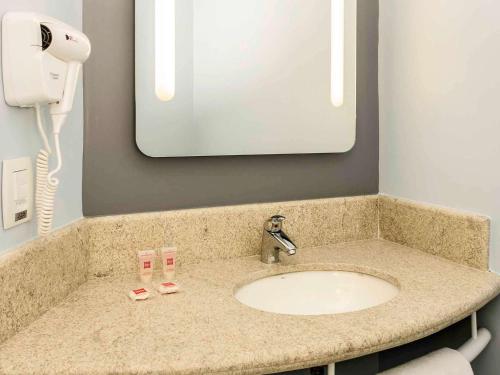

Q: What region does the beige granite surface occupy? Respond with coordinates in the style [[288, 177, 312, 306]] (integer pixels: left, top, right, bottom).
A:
[[0, 221, 87, 344], [0, 194, 494, 349], [379, 195, 490, 270], [0, 240, 498, 375], [85, 196, 379, 278]]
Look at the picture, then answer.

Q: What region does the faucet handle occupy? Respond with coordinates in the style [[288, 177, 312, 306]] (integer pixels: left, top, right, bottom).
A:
[[265, 215, 286, 233]]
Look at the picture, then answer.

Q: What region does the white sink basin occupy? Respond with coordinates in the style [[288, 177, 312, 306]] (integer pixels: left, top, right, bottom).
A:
[[235, 270, 399, 315]]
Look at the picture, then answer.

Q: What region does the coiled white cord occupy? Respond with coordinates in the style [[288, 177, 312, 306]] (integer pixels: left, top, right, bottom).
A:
[[35, 149, 49, 220], [34, 105, 64, 236], [35, 104, 50, 231], [37, 171, 58, 236]]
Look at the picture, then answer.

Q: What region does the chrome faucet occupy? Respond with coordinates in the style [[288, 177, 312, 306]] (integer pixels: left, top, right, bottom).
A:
[[260, 215, 297, 264]]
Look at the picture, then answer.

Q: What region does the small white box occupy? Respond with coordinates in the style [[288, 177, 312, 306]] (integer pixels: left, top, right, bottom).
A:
[[2, 157, 33, 229]]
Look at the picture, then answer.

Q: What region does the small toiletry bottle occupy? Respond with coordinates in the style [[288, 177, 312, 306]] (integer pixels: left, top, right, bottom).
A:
[[161, 246, 177, 281], [138, 250, 156, 283]]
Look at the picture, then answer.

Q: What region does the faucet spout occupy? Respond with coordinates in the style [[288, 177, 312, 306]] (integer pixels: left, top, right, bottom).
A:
[[268, 231, 297, 255], [260, 215, 298, 264]]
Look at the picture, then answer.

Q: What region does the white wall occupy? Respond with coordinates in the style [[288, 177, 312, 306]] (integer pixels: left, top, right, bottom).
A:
[[0, 0, 83, 254], [379, 0, 500, 273], [379, 2, 500, 373]]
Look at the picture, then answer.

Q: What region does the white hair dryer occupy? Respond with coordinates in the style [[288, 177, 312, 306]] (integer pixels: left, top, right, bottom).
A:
[[2, 12, 91, 235]]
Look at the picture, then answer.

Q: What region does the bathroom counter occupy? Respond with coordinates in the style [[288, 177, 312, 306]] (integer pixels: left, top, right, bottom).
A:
[[0, 239, 499, 375]]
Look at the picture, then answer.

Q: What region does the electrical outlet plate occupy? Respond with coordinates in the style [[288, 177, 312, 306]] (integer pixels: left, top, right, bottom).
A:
[[2, 157, 33, 229]]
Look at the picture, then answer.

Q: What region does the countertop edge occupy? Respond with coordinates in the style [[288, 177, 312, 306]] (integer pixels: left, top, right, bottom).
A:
[[208, 287, 500, 375]]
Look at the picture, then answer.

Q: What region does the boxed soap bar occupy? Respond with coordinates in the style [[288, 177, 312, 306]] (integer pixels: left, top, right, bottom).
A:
[[157, 282, 179, 295], [128, 287, 151, 301]]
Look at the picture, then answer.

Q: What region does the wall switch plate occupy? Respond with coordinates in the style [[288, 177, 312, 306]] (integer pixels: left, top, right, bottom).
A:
[[2, 157, 33, 229]]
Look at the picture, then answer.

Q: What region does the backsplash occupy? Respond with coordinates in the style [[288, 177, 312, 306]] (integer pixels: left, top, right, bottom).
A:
[[0, 223, 87, 344], [379, 195, 489, 270], [0, 194, 490, 345], [85, 196, 379, 277]]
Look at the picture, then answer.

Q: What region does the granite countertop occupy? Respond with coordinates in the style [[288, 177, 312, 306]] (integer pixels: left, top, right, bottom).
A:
[[0, 239, 499, 375]]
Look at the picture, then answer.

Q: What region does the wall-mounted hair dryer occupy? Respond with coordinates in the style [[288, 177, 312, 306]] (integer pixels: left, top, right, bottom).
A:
[[2, 12, 91, 235]]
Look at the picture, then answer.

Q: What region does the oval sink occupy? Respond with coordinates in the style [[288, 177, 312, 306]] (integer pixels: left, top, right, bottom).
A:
[[235, 270, 399, 315]]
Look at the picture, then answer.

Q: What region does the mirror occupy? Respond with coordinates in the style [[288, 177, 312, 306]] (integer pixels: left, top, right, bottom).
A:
[[135, 0, 357, 157]]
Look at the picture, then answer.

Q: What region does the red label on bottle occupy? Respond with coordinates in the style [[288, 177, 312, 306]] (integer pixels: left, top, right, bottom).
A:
[[166, 258, 174, 266], [144, 261, 151, 269]]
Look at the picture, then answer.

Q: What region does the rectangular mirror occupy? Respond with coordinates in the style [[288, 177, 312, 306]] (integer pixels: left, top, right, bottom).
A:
[[135, 0, 357, 157]]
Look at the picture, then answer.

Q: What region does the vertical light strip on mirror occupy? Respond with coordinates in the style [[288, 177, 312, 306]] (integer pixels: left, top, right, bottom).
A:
[[331, 0, 344, 107], [155, 0, 175, 101]]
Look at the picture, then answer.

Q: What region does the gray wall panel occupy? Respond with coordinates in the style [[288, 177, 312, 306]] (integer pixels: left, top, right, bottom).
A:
[[82, 0, 379, 216]]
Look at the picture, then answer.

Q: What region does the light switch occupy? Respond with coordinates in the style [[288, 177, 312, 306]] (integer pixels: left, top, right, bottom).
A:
[[2, 157, 33, 229], [14, 169, 29, 201]]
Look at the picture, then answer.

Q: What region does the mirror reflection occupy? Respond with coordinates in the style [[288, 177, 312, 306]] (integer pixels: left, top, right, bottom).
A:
[[136, 0, 357, 157]]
